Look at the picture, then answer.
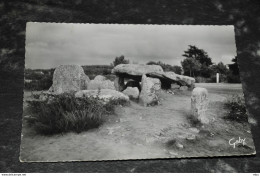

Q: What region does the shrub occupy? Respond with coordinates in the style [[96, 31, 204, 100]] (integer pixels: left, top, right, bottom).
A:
[[24, 69, 53, 91], [195, 76, 210, 83], [26, 93, 128, 135], [224, 94, 248, 122], [227, 72, 241, 83]]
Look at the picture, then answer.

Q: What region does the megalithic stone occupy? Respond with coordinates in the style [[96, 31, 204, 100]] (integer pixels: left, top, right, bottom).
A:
[[191, 87, 209, 124], [139, 74, 159, 106], [114, 76, 125, 92], [49, 65, 90, 94]]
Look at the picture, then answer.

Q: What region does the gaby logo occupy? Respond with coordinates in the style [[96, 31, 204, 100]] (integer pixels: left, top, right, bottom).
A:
[[229, 137, 246, 148]]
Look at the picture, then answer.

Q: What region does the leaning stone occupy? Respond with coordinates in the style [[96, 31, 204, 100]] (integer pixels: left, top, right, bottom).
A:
[[75, 89, 129, 104], [191, 87, 209, 124], [88, 79, 115, 90], [123, 87, 139, 100], [139, 74, 159, 106], [49, 65, 90, 94], [180, 86, 188, 91], [164, 72, 195, 87]]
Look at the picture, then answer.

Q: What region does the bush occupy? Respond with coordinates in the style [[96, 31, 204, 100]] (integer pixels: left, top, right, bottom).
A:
[[26, 93, 128, 135], [195, 74, 228, 83], [224, 94, 248, 122], [227, 72, 241, 83], [195, 76, 211, 83], [24, 69, 54, 91]]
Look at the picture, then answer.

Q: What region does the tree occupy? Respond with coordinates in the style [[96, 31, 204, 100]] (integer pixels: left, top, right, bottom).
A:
[[181, 45, 213, 77], [182, 45, 213, 66], [211, 62, 229, 75], [228, 56, 239, 75], [200, 63, 213, 78], [209, 62, 229, 83], [181, 57, 201, 77], [227, 56, 241, 83], [171, 65, 182, 74], [113, 55, 129, 66]]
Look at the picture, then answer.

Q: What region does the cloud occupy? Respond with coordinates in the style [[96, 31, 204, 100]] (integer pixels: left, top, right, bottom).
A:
[[25, 23, 237, 69]]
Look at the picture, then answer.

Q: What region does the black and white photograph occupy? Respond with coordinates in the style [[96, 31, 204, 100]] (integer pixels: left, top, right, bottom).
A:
[[20, 23, 256, 162]]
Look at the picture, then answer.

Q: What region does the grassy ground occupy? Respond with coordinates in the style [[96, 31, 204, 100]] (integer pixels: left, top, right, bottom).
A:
[[20, 83, 255, 162]]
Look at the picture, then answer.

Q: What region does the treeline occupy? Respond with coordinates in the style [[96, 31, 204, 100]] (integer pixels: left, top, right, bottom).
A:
[[180, 45, 240, 83], [112, 47, 240, 83]]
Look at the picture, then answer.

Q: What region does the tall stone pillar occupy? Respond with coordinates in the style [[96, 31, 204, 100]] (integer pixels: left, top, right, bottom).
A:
[[191, 87, 209, 124], [139, 74, 159, 106]]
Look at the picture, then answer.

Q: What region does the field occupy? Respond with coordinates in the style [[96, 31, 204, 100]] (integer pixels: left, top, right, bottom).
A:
[[20, 83, 255, 162]]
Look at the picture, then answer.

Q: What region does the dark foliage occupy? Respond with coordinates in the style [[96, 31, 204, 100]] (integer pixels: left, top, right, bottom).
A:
[[228, 56, 240, 75], [224, 94, 248, 122], [227, 56, 241, 83], [24, 69, 54, 91], [82, 65, 114, 80], [26, 93, 128, 135], [112, 55, 129, 66], [182, 45, 213, 66]]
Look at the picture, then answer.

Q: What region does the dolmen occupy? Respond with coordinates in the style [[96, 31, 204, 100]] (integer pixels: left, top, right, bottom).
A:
[[112, 64, 195, 90], [40, 64, 196, 107], [112, 64, 195, 106]]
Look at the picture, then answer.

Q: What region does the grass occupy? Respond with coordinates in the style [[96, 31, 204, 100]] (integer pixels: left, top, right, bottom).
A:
[[224, 94, 248, 122], [26, 92, 128, 135], [185, 111, 202, 128]]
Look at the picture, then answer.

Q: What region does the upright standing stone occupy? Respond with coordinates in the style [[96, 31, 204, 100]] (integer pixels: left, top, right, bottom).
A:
[[49, 65, 90, 94], [114, 76, 125, 91], [191, 87, 209, 124], [139, 74, 159, 106]]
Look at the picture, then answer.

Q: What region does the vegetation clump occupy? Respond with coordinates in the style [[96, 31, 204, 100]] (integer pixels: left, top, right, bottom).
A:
[[26, 93, 128, 135], [224, 94, 248, 122]]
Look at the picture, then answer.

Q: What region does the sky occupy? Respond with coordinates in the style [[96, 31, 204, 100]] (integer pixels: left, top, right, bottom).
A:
[[25, 23, 237, 69]]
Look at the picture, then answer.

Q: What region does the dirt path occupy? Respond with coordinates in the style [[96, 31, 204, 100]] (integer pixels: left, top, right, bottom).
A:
[[20, 84, 255, 162]]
